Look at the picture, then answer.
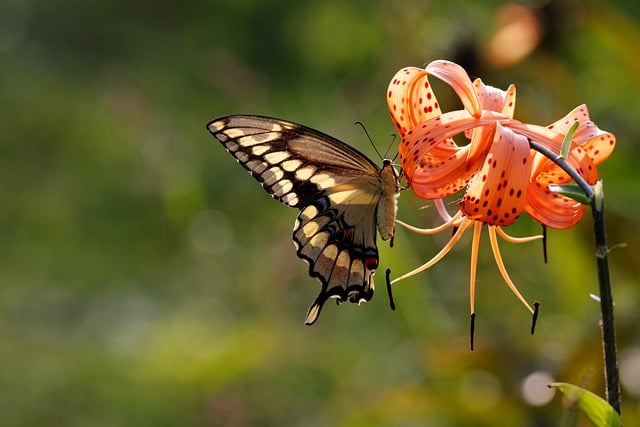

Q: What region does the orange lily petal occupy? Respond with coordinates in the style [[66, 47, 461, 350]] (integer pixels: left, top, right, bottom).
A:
[[402, 142, 473, 198], [535, 145, 599, 186], [387, 67, 443, 135], [465, 82, 516, 165], [555, 105, 616, 166], [510, 121, 601, 185], [547, 104, 591, 135], [473, 80, 517, 117], [459, 122, 531, 226], [425, 60, 481, 117], [399, 110, 512, 197], [465, 120, 496, 167], [524, 182, 586, 229], [499, 121, 594, 228], [517, 105, 614, 182]]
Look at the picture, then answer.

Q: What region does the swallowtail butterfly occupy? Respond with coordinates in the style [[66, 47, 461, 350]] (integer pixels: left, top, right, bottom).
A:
[[208, 115, 400, 324]]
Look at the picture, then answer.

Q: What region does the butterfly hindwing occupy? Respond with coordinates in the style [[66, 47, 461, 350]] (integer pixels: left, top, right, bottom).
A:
[[208, 115, 399, 324], [293, 194, 380, 324]]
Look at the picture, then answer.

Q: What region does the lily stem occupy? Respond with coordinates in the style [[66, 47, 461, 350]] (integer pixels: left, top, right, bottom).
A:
[[528, 139, 621, 416], [591, 182, 621, 415]]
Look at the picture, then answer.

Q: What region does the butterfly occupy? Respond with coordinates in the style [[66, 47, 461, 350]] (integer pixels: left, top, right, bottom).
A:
[[207, 115, 400, 325]]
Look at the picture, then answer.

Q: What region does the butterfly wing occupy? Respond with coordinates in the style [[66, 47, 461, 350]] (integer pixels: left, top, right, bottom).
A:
[[208, 115, 397, 324]]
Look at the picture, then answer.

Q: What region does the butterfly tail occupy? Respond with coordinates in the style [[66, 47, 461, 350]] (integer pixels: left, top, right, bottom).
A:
[[304, 296, 326, 325]]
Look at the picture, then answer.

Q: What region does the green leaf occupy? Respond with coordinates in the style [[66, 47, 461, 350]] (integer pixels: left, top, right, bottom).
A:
[[548, 183, 592, 204], [560, 121, 580, 159], [549, 382, 621, 427]]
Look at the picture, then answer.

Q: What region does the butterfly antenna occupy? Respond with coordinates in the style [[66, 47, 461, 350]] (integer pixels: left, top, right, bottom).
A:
[[389, 133, 400, 162], [354, 121, 384, 161]]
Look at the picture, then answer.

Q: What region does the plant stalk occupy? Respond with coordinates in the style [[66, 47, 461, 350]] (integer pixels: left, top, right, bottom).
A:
[[591, 182, 621, 415], [528, 140, 621, 415]]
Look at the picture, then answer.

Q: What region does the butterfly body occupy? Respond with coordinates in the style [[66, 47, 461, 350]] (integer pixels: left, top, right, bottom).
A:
[[208, 115, 399, 324]]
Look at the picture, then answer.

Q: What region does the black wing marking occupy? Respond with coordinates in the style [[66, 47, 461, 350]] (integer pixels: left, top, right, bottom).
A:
[[208, 115, 380, 207], [293, 195, 380, 324]]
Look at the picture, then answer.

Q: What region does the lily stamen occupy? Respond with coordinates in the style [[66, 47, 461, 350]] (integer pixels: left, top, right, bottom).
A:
[[396, 210, 463, 235], [488, 226, 535, 313], [391, 217, 472, 285], [393, 213, 542, 316]]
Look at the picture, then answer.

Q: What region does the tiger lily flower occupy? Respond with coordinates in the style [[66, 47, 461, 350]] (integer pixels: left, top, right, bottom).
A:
[[387, 60, 615, 320]]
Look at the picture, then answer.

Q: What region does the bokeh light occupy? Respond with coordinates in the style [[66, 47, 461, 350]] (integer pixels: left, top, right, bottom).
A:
[[521, 371, 556, 407]]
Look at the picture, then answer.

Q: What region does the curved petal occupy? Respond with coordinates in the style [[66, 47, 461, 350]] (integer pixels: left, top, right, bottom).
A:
[[546, 104, 589, 135], [466, 118, 496, 166], [509, 119, 599, 228], [387, 67, 442, 136], [426, 60, 481, 117], [512, 120, 603, 186], [473, 80, 517, 117], [561, 105, 616, 166], [544, 104, 615, 166], [524, 181, 586, 229], [399, 110, 513, 198], [399, 110, 511, 167], [582, 132, 616, 167], [458, 122, 531, 226], [405, 143, 476, 198], [508, 121, 595, 182], [532, 146, 600, 187], [465, 83, 516, 164]]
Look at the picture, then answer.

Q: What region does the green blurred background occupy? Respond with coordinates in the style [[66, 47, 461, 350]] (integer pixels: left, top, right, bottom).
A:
[[1, 0, 639, 425]]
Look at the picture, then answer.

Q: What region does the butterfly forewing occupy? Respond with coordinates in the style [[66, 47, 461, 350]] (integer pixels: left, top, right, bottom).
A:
[[208, 115, 399, 324]]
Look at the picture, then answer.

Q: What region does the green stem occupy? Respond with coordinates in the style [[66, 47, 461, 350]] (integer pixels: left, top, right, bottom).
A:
[[528, 140, 621, 416], [591, 182, 621, 415]]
